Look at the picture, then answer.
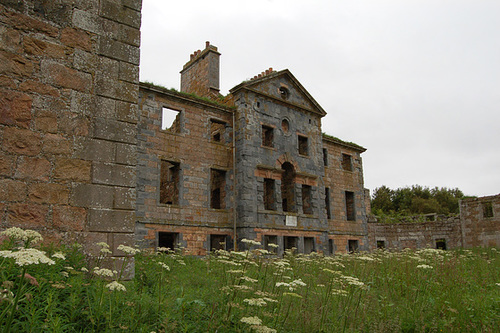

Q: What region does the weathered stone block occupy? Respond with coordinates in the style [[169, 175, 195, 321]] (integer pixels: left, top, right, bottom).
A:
[[74, 137, 115, 162], [94, 118, 136, 144], [100, 0, 141, 29], [19, 80, 59, 97], [0, 179, 27, 201], [115, 142, 136, 165], [33, 109, 57, 133], [23, 36, 65, 58], [73, 48, 97, 73], [112, 232, 135, 256], [116, 100, 138, 123], [2, 127, 42, 156], [54, 158, 91, 182], [0, 50, 34, 78], [88, 208, 135, 233], [72, 9, 100, 34], [3, 7, 59, 37], [95, 96, 116, 118], [0, 152, 14, 177], [98, 36, 140, 65], [42, 133, 72, 155], [28, 183, 69, 204], [7, 203, 49, 229], [58, 112, 89, 136], [114, 187, 135, 209], [70, 91, 95, 115], [71, 183, 114, 208], [14, 157, 51, 181], [0, 25, 22, 53], [42, 60, 92, 92], [0, 89, 32, 128], [52, 205, 86, 232], [92, 162, 135, 187], [60, 27, 92, 51], [119, 61, 139, 83]]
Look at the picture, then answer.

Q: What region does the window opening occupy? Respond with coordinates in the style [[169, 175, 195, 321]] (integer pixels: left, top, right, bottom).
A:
[[281, 119, 289, 134], [158, 232, 178, 250], [345, 191, 355, 221], [279, 86, 289, 99], [284, 236, 298, 251], [483, 202, 494, 218], [210, 169, 226, 209], [161, 107, 181, 132], [304, 237, 315, 254], [298, 135, 308, 156], [325, 187, 331, 219], [341, 154, 353, 171], [376, 240, 385, 249], [262, 125, 274, 147], [281, 162, 295, 213], [302, 185, 312, 215], [328, 239, 334, 255], [264, 178, 276, 211], [210, 119, 225, 142], [160, 160, 179, 205], [264, 235, 278, 254], [323, 148, 328, 166], [348, 239, 359, 253], [210, 234, 226, 251], [435, 238, 447, 250]]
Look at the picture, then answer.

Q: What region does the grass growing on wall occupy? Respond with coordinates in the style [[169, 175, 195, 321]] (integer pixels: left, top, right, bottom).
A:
[[1, 228, 499, 332]]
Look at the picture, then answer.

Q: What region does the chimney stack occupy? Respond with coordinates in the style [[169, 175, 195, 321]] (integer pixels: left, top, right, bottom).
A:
[[180, 41, 221, 99]]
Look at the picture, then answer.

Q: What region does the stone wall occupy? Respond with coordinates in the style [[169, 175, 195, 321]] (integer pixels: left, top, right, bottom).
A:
[[0, 0, 142, 260], [136, 84, 235, 255], [460, 194, 500, 248]]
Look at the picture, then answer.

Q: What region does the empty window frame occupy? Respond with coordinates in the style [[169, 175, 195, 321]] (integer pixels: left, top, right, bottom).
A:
[[158, 232, 178, 250], [281, 162, 296, 213], [323, 148, 328, 166], [262, 125, 274, 148], [328, 239, 334, 255], [302, 185, 313, 215], [160, 160, 180, 205], [210, 169, 226, 209], [348, 239, 359, 253], [345, 191, 356, 221], [325, 187, 332, 219], [304, 237, 315, 254], [298, 135, 308, 156], [284, 236, 299, 251], [210, 234, 226, 251], [435, 238, 447, 250], [161, 107, 181, 132], [264, 178, 276, 211], [341, 153, 353, 171], [210, 119, 226, 142], [264, 235, 278, 253], [482, 202, 494, 218], [376, 240, 386, 249]]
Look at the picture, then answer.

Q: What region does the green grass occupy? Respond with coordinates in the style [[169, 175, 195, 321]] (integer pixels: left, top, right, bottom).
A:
[[1, 229, 499, 332]]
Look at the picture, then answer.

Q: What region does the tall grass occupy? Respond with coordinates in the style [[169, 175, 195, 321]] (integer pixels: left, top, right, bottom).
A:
[[1, 228, 499, 332]]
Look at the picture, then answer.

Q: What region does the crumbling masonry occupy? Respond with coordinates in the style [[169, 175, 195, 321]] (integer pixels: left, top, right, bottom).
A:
[[1, 1, 498, 259]]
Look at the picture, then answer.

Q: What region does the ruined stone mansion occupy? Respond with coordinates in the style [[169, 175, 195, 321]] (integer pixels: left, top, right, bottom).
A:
[[1, 1, 498, 258]]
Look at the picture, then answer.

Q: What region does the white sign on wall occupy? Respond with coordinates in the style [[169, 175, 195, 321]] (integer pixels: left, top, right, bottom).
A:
[[285, 215, 297, 227]]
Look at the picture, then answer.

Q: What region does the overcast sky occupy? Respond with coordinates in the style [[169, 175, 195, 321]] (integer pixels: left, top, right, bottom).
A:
[[139, 0, 500, 198]]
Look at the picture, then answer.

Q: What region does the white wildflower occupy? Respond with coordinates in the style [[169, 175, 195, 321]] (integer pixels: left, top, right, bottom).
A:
[[52, 252, 66, 260], [106, 281, 126, 292], [157, 247, 170, 253], [267, 243, 279, 248], [100, 248, 112, 254], [252, 325, 277, 333], [283, 292, 302, 298], [97, 242, 110, 248], [2, 248, 55, 266], [241, 239, 261, 246], [240, 276, 258, 283], [24, 230, 43, 244], [61, 271, 69, 278], [357, 256, 375, 261], [81, 267, 89, 272], [417, 264, 433, 269], [117, 244, 141, 255], [227, 269, 244, 274], [275, 282, 290, 288], [243, 298, 267, 307], [240, 316, 262, 326], [93, 267, 115, 277], [157, 262, 170, 270]]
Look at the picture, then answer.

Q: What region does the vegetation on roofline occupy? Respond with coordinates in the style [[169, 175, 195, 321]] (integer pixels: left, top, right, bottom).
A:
[[322, 133, 365, 150], [141, 81, 235, 109]]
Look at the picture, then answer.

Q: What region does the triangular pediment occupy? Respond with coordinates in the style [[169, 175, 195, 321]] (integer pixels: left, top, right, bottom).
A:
[[230, 69, 326, 117]]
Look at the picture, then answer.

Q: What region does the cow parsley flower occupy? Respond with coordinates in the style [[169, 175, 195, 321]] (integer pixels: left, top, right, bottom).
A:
[[157, 262, 170, 270], [106, 281, 126, 292], [241, 239, 261, 246], [117, 244, 140, 255], [93, 267, 115, 277], [243, 298, 267, 307], [417, 264, 433, 269], [52, 252, 66, 260], [2, 248, 55, 266], [240, 316, 262, 325]]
